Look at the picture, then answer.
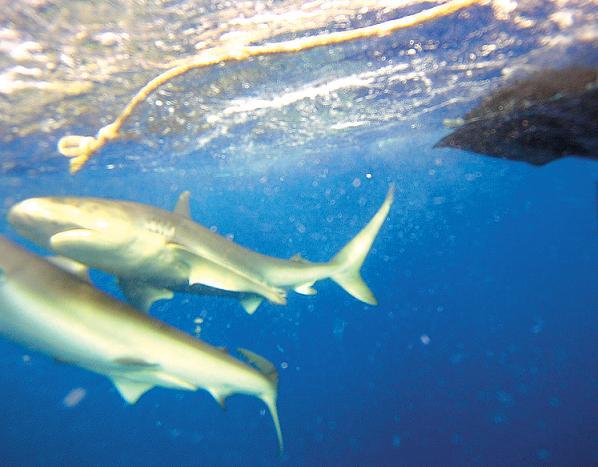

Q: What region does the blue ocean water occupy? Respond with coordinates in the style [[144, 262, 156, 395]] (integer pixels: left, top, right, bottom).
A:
[[1, 3, 597, 466], [1, 138, 597, 466]]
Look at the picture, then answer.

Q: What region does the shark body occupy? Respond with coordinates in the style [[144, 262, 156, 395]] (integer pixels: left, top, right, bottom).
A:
[[8, 187, 393, 314], [0, 236, 283, 450]]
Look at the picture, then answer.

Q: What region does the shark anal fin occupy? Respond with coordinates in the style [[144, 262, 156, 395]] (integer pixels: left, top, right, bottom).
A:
[[47, 256, 90, 282], [240, 294, 264, 314], [118, 279, 174, 313], [174, 191, 192, 218], [112, 377, 154, 404]]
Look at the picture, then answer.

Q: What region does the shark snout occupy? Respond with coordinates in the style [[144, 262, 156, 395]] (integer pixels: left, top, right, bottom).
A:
[[9, 198, 55, 227], [7, 198, 80, 245]]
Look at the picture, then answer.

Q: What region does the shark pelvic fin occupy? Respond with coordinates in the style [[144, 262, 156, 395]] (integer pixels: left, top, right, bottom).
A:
[[294, 282, 317, 295], [174, 191, 192, 218], [47, 256, 90, 282], [112, 377, 154, 404], [207, 387, 228, 409], [330, 185, 394, 305], [240, 294, 264, 314], [117, 278, 174, 313]]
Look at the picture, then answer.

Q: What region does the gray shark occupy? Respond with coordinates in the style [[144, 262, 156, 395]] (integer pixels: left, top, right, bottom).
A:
[[0, 236, 283, 451], [8, 186, 394, 314]]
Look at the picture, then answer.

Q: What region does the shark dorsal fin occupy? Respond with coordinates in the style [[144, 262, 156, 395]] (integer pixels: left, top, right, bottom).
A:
[[290, 253, 309, 263], [237, 348, 278, 385], [174, 191, 191, 218]]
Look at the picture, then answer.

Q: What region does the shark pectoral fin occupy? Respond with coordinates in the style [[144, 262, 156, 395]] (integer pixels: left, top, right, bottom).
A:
[[174, 191, 192, 218], [239, 294, 264, 315], [112, 377, 154, 404], [50, 229, 129, 256], [185, 255, 287, 306], [294, 282, 317, 296], [207, 387, 228, 409], [47, 256, 91, 282], [117, 279, 174, 313]]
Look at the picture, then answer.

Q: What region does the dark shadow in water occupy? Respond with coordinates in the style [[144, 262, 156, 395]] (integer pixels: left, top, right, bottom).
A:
[[435, 67, 598, 165]]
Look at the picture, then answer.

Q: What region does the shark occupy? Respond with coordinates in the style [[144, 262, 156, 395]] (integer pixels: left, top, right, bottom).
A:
[[0, 236, 283, 451], [8, 186, 394, 314]]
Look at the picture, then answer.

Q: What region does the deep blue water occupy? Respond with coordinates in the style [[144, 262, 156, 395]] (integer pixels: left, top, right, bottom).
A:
[[1, 2, 598, 465], [1, 137, 596, 466]]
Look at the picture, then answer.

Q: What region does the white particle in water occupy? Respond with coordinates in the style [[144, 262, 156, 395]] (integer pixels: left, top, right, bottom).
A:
[[62, 387, 86, 408]]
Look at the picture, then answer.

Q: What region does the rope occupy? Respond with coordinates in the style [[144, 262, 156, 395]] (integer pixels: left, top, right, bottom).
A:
[[58, 0, 486, 174]]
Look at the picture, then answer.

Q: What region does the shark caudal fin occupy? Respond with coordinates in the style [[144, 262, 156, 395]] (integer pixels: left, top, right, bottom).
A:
[[238, 348, 283, 454], [330, 185, 394, 305]]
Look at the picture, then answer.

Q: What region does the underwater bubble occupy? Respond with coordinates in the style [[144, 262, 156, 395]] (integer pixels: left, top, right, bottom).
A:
[[420, 334, 430, 345]]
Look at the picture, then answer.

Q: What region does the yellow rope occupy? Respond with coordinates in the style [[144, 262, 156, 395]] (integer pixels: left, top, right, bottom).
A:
[[58, 0, 486, 174]]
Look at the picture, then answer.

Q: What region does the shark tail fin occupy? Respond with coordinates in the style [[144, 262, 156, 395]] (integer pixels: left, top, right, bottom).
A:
[[238, 348, 283, 454], [330, 185, 394, 305]]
